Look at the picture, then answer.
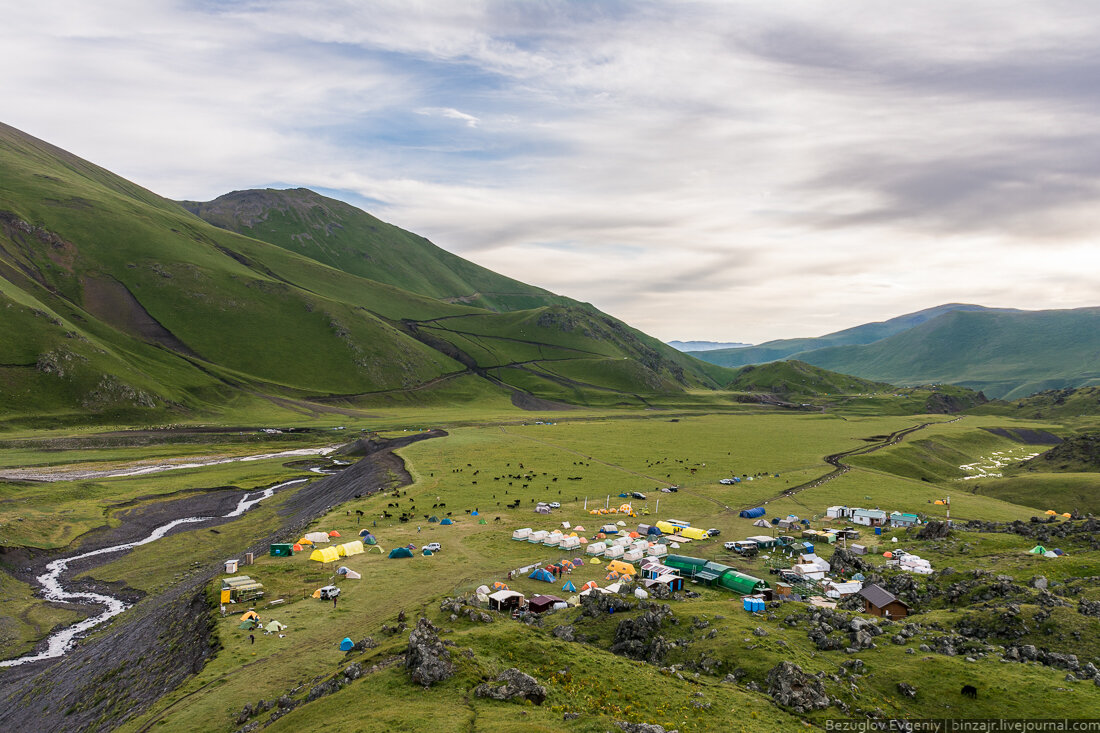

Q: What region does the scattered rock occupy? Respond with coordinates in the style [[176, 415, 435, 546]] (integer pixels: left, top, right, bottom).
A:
[[896, 682, 917, 698], [474, 668, 547, 705], [766, 661, 831, 713], [405, 618, 454, 687]]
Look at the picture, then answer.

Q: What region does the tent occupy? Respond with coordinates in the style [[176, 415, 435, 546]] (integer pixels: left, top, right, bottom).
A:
[[429, 515, 439, 523], [292, 544, 303, 552], [240, 611, 259, 621], [740, 507, 766, 519], [367, 545, 383, 554], [270, 543, 294, 557], [336, 566, 351, 575], [267, 620, 286, 632], [680, 527, 709, 541], [1044, 550, 1058, 557], [337, 541, 365, 557], [358, 529, 372, 537], [471, 510, 479, 516], [1053, 548, 1066, 556], [345, 570, 362, 579], [478, 518, 487, 524], [1061, 513, 1072, 519], [752, 519, 771, 528], [572, 558, 584, 566], [310, 546, 340, 563], [440, 518, 454, 525], [339, 637, 354, 651], [1044, 510, 1057, 516], [297, 537, 313, 546], [580, 581, 598, 592], [329, 531, 341, 538], [529, 568, 555, 583], [423, 548, 434, 556], [363, 534, 378, 545], [476, 584, 491, 595], [492, 581, 510, 591], [607, 560, 636, 576], [388, 547, 413, 559], [305, 532, 330, 544], [1028, 545, 1047, 554], [647, 525, 662, 536], [589, 557, 601, 565], [634, 588, 649, 599], [239, 619, 257, 629], [606, 571, 620, 580], [573, 526, 586, 532], [562, 580, 576, 592], [406, 543, 417, 550]]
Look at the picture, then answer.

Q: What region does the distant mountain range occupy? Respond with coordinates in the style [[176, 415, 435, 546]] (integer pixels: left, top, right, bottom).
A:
[[667, 340, 751, 352], [0, 122, 735, 421], [690, 304, 1100, 399]]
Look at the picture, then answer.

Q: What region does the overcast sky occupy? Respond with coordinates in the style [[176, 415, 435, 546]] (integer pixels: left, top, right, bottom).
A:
[[5, 1, 1100, 343]]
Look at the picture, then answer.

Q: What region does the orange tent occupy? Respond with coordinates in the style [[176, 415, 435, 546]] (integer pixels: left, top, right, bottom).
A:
[[329, 530, 342, 537], [292, 543, 303, 552], [492, 581, 509, 591], [580, 581, 598, 591]]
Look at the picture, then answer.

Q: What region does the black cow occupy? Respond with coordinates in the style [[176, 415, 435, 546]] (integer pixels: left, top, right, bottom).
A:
[[961, 685, 977, 699]]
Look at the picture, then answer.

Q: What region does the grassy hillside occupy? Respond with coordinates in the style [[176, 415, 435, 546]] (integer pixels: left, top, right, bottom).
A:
[[975, 386, 1100, 421], [799, 308, 1100, 399], [181, 188, 570, 313], [0, 122, 740, 421], [725, 360, 891, 396], [692, 304, 1002, 368]]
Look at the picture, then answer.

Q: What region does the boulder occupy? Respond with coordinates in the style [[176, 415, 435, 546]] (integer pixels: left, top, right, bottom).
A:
[[765, 661, 831, 713], [896, 682, 917, 698], [405, 618, 454, 687], [616, 722, 678, 733], [474, 668, 547, 705]]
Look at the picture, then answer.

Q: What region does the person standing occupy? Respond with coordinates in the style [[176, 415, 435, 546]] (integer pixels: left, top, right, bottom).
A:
[[333, 595, 338, 609], [249, 634, 255, 645]]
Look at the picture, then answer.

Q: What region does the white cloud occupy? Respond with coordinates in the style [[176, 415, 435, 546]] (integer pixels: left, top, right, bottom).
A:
[[3, 1, 1100, 342]]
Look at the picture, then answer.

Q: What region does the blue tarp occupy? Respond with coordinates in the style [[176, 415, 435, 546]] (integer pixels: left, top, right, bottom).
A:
[[739, 507, 766, 519]]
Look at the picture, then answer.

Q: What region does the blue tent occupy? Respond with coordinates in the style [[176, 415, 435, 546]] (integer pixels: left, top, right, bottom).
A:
[[618, 493, 629, 497], [388, 547, 413, 559], [471, 510, 479, 516], [441, 518, 454, 525], [739, 507, 766, 519], [340, 637, 354, 651], [800, 519, 811, 526], [529, 568, 555, 583], [358, 529, 372, 537], [647, 526, 662, 536], [423, 548, 434, 556], [562, 580, 576, 592]]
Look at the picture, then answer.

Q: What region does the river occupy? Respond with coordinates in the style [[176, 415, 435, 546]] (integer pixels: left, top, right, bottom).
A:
[[0, 477, 307, 668]]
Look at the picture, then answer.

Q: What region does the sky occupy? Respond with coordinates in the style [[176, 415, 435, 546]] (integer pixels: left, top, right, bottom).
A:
[[4, 0, 1100, 343]]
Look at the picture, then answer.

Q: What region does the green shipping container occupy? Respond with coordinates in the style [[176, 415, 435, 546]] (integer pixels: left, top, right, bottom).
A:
[[270, 543, 294, 557]]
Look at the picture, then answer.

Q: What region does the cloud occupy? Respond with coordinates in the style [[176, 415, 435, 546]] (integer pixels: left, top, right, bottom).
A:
[[3, 0, 1100, 342]]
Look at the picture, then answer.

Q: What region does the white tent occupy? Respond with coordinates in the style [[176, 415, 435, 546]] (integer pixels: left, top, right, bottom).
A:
[[604, 546, 625, 559], [527, 530, 549, 543], [585, 543, 606, 556], [345, 570, 362, 580], [476, 584, 491, 595], [792, 563, 827, 580], [305, 531, 330, 544], [543, 533, 563, 547], [560, 536, 581, 550], [647, 545, 668, 557], [561, 521, 571, 529], [512, 528, 532, 540], [613, 536, 631, 547], [623, 549, 645, 563]]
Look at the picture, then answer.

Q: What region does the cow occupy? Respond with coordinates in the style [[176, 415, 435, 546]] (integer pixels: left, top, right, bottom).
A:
[[961, 685, 977, 699]]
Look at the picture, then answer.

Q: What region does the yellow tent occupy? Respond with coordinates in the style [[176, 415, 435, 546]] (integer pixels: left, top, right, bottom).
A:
[[1062, 513, 1072, 519], [680, 527, 709, 541], [337, 541, 365, 557], [311, 588, 322, 598], [606, 560, 636, 576], [1044, 510, 1058, 516], [310, 546, 340, 563], [588, 558, 601, 565], [655, 520, 678, 535], [240, 610, 259, 621], [297, 537, 314, 545]]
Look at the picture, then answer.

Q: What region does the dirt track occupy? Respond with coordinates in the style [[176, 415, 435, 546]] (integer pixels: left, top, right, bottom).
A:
[[0, 430, 444, 733]]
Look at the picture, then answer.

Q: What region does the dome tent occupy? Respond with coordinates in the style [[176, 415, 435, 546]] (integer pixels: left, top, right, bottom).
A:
[[389, 547, 413, 559], [339, 637, 354, 651], [440, 518, 454, 525]]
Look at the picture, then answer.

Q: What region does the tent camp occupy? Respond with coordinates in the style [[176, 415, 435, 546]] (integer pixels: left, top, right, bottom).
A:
[[310, 546, 340, 563], [529, 568, 555, 583], [440, 518, 454, 525], [337, 541, 365, 557], [305, 532, 330, 544], [388, 547, 413, 559], [339, 637, 354, 651]]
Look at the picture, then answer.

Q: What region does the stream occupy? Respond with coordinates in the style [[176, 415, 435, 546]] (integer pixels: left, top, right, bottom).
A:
[[0, 477, 307, 668]]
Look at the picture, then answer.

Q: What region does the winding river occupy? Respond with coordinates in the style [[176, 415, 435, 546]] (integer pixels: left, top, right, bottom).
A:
[[0, 477, 307, 668]]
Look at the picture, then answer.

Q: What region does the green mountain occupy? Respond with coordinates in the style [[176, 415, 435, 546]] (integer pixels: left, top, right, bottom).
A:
[[0, 122, 734, 422], [693, 303, 1005, 368], [974, 386, 1100, 420], [800, 307, 1100, 399], [693, 306, 1100, 399], [1019, 433, 1100, 473], [180, 188, 568, 313], [725, 360, 889, 397]]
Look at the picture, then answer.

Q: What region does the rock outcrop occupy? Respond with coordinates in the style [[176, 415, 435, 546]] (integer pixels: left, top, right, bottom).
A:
[[405, 618, 453, 687], [474, 668, 547, 704]]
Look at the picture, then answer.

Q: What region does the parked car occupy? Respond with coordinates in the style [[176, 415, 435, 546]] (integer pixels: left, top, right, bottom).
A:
[[719, 478, 735, 485], [549, 502, 561, 509], [318, 585, 341, 600], [707, 528, 721, 537], [631, 491, 646, 500], [425, 542, 442, 552], [667, 486, 679, 492], [724, 541, 738, 551]]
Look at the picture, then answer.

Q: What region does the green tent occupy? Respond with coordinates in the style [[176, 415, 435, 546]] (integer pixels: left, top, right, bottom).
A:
[[478, 518, 487, 525], [429, 515, 439, 523], [363, 535, 377, 545], [267, 620, 287, 632], [1029, 545, 1047, 554], [423, 548, 434, 556], [238, 619, 257, 630], [389, 547, 413, 559]]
